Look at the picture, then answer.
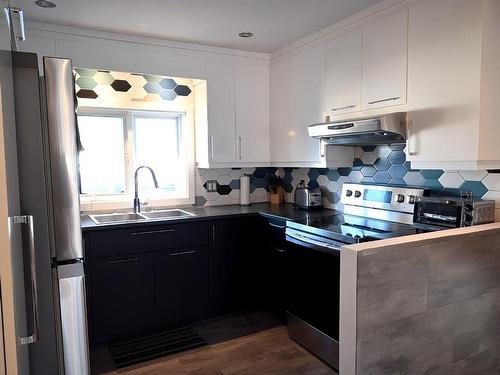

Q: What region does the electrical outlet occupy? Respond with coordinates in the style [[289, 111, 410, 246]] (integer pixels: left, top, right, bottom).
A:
[[206, 180, 218, 192]]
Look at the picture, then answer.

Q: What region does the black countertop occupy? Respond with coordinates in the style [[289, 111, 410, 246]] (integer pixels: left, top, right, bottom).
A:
[[81, 203, 338, 232]]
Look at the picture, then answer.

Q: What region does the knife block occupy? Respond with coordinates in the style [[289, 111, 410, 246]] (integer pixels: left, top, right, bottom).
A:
[[270, 187, 284, 205]]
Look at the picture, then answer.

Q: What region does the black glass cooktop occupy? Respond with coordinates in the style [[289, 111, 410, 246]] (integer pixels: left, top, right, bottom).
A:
[[288, 213, 418, 244]]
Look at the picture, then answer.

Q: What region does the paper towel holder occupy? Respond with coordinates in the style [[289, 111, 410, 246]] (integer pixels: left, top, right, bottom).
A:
[[240, 174, 251, 206]]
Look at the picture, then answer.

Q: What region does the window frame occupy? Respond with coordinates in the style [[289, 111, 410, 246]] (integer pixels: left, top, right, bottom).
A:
[[78, 107, 195, 211]]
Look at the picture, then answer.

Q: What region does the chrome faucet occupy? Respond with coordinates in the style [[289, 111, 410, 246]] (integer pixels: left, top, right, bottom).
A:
[[133, 166, 159, 213]]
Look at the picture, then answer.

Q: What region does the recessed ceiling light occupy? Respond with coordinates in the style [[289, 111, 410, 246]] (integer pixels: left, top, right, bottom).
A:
[[35, 0, 56, 8], [238, 32, 253, 38]]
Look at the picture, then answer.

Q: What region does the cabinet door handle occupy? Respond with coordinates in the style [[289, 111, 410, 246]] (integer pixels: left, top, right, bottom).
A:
[[368, 97, 401, 105], [170, 250, 196, 257], [238, 136, 242, 160], [210, 135, 214, 160], [331, 104, 356, 111], [269, 222, 286, 230], [108, 257, 139, 264], [131, 228, 176, 236], [212, 224, 216, 248], [408, 120, 417, 156]]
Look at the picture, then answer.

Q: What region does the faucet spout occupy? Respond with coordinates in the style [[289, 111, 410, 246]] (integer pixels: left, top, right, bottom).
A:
[[133, 166, 159, 213]]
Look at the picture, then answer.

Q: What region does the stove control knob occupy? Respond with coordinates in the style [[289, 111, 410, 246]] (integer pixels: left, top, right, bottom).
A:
[[346, 190, 353, 197], [354, 191, 362, 198], [408, 195, 416, 204], [396, 194, 405, 203]]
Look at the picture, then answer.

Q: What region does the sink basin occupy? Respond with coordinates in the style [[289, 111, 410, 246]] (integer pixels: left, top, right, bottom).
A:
[[89, 209, 195, 225], [89, 213, 147, 224], [141, 209, 195, 220]]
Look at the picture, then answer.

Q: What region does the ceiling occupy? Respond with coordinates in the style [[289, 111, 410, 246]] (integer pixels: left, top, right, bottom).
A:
[[15, 0, 382, 53]]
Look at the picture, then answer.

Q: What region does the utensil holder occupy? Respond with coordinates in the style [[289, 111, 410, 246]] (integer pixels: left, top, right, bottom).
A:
[[270, 186, 283, 205]]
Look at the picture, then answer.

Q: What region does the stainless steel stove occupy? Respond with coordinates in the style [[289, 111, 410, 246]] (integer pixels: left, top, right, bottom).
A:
[[284, 183, 429, 370]]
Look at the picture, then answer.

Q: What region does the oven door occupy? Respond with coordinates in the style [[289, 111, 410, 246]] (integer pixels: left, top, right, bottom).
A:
[[285, 228, 342, 369]]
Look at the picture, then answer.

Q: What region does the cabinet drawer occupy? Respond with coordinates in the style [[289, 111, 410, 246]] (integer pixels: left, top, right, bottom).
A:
[[88, 222, 209, 258]]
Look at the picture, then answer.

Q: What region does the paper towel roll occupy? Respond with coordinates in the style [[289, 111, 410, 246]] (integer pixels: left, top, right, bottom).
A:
[[240, 175, 251, 206]]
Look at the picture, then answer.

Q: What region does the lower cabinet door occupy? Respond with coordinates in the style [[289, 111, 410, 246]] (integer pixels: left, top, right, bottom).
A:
[[154, 247, 209, 330], [209, 218, 261, 317], [90, 253, 155, 344]]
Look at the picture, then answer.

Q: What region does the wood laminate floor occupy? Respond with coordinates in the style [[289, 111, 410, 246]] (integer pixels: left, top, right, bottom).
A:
[[104, 326, 338, 375]]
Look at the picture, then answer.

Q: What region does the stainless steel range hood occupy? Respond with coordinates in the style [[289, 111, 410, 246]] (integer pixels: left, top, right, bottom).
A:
[[308, 112, 407, 147]]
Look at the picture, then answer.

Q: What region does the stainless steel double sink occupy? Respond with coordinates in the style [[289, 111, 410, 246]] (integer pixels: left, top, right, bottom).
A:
[[89, 209, 195, 225]]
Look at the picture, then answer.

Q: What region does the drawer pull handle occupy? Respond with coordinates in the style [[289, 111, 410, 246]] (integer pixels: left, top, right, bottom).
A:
[[368, 97, 400, 105], [331, 104, 356, 111], [170, 250, 196, 257], [131, 228, 176, 235], [108, 257, 139, 264]]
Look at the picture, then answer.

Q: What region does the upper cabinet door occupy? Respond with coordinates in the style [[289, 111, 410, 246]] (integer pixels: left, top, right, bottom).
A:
[[206, 59, 236, 163], [287, 45, 326, 164], [326, 29, 362, 115], [270, 58, 291, 163], [270, 46, 326, 165], [406, 0, 483, 168], [235, 62, 270, 163], [362, 10, 408, 110]]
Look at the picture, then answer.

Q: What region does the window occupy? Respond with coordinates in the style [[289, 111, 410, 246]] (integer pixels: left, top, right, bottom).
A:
[[78, 110, 193, 209], [78, 115, 126, 194]]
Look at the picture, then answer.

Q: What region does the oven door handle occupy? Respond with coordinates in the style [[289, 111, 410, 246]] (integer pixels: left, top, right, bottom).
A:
[[287, 231, 342, 252]]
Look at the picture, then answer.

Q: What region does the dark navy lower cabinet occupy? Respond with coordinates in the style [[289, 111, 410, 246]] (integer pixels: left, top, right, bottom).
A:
[[154, 246, 209, 330], [208, 217, 264, 317], [84, 217, 272, 347], [89, 253, 156, 344]]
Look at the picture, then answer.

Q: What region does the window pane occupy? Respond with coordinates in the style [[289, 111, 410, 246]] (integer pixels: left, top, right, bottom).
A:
[[78, 115, 126, 194], [134, 116, 186, 196]]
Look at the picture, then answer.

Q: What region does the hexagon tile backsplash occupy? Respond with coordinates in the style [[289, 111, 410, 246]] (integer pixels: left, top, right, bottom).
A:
[[195, 145, 500, 220]]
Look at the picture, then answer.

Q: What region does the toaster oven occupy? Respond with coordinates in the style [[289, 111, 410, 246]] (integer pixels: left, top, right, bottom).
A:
[[413, 196, 495, 231]]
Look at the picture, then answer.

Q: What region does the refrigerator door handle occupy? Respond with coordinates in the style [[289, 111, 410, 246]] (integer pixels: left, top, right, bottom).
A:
[[9, 215, 39, 345]]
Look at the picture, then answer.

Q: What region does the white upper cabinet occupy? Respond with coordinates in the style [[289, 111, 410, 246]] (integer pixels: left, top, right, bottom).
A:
[[362, 10, 408, 110], [269, 58, 292, 163], [406, 0, 500, 170], [196, 58, 271, 167], [326, 29, 362, 115], [270, 46, 323, 166], [270, 45, 353, 167], [287, 45, 326, 165], [205, 58, 236, 165], [235, 61, 270, 164]]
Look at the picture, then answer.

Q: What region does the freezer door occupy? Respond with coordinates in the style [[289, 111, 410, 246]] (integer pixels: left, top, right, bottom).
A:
[[43, 57, 83, 261], [12, 51, 61, 375], [0, 47, 30, 374], [58, 263, 89, 375]]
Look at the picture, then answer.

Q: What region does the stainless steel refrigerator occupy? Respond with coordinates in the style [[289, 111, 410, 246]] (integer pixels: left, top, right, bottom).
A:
[[1, 51, 90, 374]]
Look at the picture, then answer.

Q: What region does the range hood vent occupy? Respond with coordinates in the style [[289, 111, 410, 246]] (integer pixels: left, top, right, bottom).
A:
[[308, 112, 407, 146]]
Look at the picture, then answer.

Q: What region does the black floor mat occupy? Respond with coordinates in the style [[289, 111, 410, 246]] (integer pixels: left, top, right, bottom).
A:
[[108, 326, 207, 369]]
